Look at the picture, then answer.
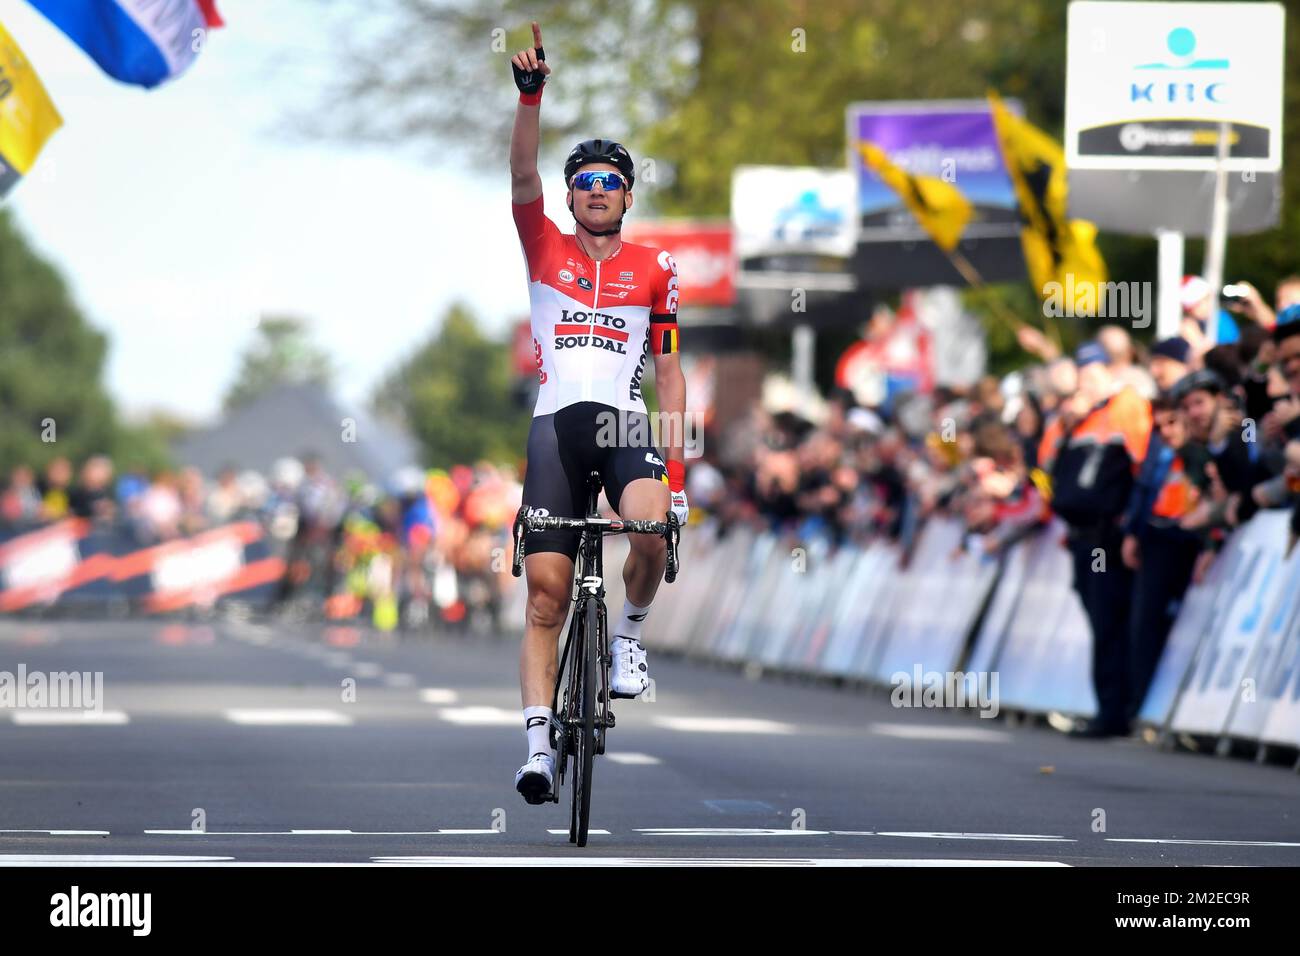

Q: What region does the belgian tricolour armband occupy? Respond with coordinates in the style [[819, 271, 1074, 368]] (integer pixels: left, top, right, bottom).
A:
[[650, 249, 680, 356]]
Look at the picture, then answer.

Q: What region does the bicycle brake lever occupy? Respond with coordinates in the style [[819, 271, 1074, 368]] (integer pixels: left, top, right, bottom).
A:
[[511, 509, 526, 577]]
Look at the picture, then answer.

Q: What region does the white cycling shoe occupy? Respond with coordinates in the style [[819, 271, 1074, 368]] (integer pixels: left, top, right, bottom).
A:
[[610, 636, 650, 699], [514, 752, 555, 805]]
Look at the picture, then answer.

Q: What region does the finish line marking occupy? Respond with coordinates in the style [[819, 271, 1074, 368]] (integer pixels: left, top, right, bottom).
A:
[[144, 829, 502, 836], [637, 828, 831, 836], [0, 856, 1072, 867], [1106, 838, 1300, 847], [371, 856, 1071, 867], [0, 855, 234, 864]]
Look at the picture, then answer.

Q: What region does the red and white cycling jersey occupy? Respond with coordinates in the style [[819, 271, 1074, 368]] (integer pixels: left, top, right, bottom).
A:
[[513, 195, 679, 417]]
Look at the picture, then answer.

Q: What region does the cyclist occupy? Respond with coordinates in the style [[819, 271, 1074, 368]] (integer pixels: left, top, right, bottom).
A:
[[508, 22, 689, 804]]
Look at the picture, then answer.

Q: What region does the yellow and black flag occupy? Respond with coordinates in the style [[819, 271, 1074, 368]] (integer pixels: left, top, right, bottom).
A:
[[987, 92, 1106, 305], [0, 20, 62, 198], [857, 141, 972, 253]]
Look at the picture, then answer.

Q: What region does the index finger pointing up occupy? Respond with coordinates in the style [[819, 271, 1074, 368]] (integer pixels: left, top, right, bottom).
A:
[[532, 21, 543, 49]]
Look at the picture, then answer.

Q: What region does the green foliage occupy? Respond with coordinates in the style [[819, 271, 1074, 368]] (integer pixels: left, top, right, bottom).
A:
[[372, 302, 529, 465], [315, 0, 1300, 381], [646, 1, 1067, 217], [109, 418, 178, 476], [0, 208, 123, 472], [222, 315, 335, 412], [298, 0, 697, 169]]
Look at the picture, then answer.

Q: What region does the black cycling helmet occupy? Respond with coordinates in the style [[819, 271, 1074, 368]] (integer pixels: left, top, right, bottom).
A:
[[1169, 368, 1226, 403], [564, 139, 635, 190]]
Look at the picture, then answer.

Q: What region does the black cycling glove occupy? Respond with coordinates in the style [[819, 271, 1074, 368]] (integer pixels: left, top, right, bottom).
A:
[[512, 47, 546, 94]]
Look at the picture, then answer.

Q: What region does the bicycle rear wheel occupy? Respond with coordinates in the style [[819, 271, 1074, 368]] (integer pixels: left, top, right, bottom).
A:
[[569, 596, 598, 846]]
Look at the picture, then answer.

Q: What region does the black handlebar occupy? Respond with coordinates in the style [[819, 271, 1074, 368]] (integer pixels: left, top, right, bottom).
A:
[[511, 509, 680, 582]]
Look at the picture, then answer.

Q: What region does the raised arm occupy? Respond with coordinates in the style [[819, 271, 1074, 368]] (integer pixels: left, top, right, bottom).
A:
[[510, 21, 550, 205]]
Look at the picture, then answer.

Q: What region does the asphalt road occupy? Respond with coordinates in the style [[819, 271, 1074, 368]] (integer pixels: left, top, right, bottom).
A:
[[0, 616, 1297, 866]]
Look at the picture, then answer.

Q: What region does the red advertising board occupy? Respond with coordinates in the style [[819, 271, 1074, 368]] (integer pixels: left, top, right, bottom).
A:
[[622, 220, 734, 307]]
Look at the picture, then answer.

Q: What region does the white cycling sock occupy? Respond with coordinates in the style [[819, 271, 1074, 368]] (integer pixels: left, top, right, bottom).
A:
[[617, 599, 651, 642], [523, 705, 554, 759]]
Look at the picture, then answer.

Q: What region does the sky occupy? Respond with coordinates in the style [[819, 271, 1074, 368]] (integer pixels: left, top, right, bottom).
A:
[[2, 0, 561, 424]]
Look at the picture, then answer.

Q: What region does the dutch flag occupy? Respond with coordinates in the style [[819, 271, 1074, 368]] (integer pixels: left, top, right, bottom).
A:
[[27, 0, 224, 89]]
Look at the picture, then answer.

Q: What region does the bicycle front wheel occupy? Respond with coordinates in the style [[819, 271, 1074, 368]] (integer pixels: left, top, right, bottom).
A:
[[569, 596, 598, 847]]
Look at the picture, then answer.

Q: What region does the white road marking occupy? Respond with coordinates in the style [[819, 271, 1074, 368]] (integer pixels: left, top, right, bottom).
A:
[[9, 710, 129, 725], [0, 856, 1071, 867], [1106, 838, 1300, 847], [607, 752, 661, 765], [868, 723, 1011, 742], [437, 706, 519, 726], [637, 828, 830, 836], [547, 829, 611, 835], [0, 855, 234, 864], [223, 709, 354, 726], [384, 673, 416, 688], [354, 662, 382, 678], [872, 832, 1076, 842], [372, 856, 1069, 867], [652, 717, 795, 735], [144, 830, 486, 836], [0, 829, 110, 836], [420, 688, 458, 704]]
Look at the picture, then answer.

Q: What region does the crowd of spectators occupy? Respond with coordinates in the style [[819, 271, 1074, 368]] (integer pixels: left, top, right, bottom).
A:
[[0, 450, 523, 633], [683, 274, 1300, 737]]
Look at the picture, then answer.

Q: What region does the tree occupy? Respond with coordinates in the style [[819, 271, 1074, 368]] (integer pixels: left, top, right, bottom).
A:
[[372, 302, 529, 465], [305, 0, 1300, 373], [0, 208, 120, 472], [222, 315, 335, 412], [303, 1, 1066, 209], [294, 0, 697, 169]]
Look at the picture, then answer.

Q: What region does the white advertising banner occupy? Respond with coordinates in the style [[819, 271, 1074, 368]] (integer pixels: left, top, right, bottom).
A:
[[1065, 1, 1285, 173], [731, 166, 857, 260], [1169, 514, 1286, 735]]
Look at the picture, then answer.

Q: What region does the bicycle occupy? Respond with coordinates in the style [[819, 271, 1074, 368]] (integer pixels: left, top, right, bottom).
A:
[[511, 470, 680, 846]]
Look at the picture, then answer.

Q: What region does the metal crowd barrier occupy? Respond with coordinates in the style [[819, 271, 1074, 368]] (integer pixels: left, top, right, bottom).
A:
[[503, 512, 1300, 753]]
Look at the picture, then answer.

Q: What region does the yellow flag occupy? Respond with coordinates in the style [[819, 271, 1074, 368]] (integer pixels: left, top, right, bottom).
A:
[[857, 141, 972, 252], [987, 91, 1106, 303], [0, 20, 62, 197]]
